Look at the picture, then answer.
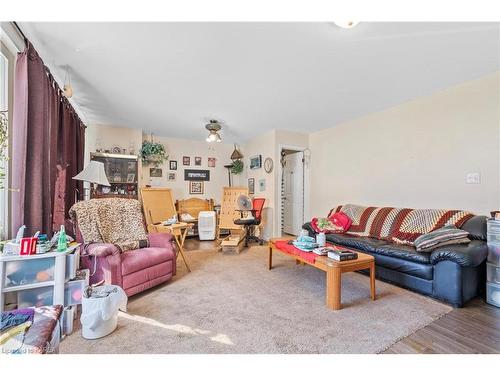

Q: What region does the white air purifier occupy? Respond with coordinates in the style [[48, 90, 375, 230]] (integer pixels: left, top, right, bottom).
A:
[[198, 211, 217, 240]]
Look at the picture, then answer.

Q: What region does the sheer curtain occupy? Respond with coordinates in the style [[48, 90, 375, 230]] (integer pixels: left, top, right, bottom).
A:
[[11, 41, 85, 237]]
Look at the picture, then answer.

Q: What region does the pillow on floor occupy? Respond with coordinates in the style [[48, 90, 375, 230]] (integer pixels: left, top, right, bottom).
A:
[[414, 225, 470, 252]]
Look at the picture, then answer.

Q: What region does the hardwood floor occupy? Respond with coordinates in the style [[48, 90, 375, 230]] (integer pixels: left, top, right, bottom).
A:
[[183, 238, 500, 354], [383, 298, 500, 354]]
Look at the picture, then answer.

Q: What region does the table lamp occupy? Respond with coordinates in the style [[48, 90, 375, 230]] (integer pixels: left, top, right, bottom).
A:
[[73, 160, 110, 200]]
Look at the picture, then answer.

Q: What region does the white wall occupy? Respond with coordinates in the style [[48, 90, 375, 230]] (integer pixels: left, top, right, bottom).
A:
[[84, 124, 243, 205], [241, 129, 309, 239], [241, 130, 276, 239], [309, 72, 500, 217], [140, 134, 242, 204]]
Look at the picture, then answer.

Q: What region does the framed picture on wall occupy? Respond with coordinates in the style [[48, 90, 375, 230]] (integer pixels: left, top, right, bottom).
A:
[[169, 160, 177, 170], [250, 155, 262, 170], [168, 172, 176, 181], [184, 169, 210, 181], [195, 157, 202, 166], [189, 181, 204, 194], [208, 157, 216, 168], [248, 178, 255, 195], [183, 156, 190, 166], [150, 168, 162, 178], [259, 178, 266, 192]]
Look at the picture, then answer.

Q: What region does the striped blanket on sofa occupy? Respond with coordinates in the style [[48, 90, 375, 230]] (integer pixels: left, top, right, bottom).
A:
[[329, 204, 474, 245]]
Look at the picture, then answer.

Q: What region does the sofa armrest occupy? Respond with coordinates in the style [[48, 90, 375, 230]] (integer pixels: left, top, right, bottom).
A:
[[430, 240, 488, 267], [148, 232, 175, 249], [81, 243, 123, 287], [83, 243, 121, 257]]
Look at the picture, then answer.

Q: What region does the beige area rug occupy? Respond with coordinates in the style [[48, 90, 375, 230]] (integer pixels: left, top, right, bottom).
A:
[[61, 247, 452, 354]]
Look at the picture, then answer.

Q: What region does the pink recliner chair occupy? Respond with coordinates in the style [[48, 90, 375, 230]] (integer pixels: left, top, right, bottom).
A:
[[71, 198, 177, 297], [79, 232, 176, 297]]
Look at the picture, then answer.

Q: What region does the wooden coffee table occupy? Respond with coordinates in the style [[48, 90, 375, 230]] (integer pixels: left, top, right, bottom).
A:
[[268, 238, 376, 310]]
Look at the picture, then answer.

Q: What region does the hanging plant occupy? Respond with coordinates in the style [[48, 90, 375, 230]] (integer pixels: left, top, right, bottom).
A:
[[0, 111, 8, 189], [231, 159, 244, 175], [139, 139, 168, 166]]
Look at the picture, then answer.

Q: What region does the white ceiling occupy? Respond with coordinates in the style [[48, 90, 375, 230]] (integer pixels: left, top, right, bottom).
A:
[[19, 22, 500, 143]]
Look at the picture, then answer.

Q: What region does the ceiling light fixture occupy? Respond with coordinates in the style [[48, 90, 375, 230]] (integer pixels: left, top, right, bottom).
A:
[[205, 120, 222, 143], [334, 21, 360, 29]]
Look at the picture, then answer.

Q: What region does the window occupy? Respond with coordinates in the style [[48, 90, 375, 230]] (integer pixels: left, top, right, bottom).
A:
[[0, 42, 14, 239]]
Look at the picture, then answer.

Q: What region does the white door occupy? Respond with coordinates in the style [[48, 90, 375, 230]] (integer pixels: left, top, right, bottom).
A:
[[282, 152, 304, 235]]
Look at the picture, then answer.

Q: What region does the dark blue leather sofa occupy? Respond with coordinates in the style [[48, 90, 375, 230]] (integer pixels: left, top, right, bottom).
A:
[[303, 215, 488, 307]]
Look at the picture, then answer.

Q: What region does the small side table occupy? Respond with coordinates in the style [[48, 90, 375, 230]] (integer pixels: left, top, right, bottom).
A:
[[148, 222, 194, 272]]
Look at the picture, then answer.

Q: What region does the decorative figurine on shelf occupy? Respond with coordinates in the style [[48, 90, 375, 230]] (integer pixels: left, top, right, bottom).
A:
[[57, 225, 68, 252]]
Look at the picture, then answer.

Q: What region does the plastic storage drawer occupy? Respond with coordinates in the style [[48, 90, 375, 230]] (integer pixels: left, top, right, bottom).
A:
[[62, 305, 76, 335], [64, 269, 89, 306], [487, 220, 500, 244], [486, 282, 500, 308], [488, 243, 500, 265], [486, 263, 500, 284], [65, 248, 81, 281], [5, 257, 55, 288], [17, 285, 54, 308]]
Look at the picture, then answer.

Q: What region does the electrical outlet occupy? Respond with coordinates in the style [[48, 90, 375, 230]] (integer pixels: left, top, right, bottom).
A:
[[466, 172, 481, 184]]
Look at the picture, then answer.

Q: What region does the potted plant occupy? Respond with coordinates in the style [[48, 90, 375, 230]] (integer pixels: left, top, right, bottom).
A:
[[139, 138, 168, 166], [231, 159, 244, 175]]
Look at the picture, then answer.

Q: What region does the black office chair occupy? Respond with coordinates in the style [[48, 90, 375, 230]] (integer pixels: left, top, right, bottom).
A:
[[234, 197, 266, 247]]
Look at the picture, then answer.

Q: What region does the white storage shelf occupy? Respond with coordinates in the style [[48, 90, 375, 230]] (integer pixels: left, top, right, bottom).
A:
[[488, 243, 500, 265], [4, 257, 55, 290], [486, 220, 500, 308], [487, 263, 500, 284], [0, 244, 82, 313], [486, 282, 500, 308]]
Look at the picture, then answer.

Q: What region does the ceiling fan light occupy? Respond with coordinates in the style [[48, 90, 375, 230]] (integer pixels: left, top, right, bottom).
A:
[[205, 120, 223, 143]]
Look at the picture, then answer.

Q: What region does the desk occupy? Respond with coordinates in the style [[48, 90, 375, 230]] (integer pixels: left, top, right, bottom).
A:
[[148, 222, 193, 272]]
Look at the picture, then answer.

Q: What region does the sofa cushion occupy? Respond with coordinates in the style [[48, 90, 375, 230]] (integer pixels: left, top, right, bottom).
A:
[[459, 215, 487, 241], [121, 247, 175, 276], [361, 251, 434, 280], [414, 225, 470, 252], [325, 233, 390, 253], [329, 204, 474, 245], [374, 244, 431, 264]]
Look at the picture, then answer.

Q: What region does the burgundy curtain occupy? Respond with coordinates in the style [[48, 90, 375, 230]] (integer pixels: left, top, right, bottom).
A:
[[11, 42, 85, 237]]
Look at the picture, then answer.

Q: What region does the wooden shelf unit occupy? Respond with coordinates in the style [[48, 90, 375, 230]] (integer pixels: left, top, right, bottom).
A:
[[90, 152, 139, 199]]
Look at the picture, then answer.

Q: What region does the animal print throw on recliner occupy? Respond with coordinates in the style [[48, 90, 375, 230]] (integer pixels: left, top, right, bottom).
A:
[[328, 204, 474, 245], [69, 198, 149, 251]]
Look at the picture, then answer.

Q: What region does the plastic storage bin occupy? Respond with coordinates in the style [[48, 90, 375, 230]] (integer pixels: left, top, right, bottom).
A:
[[17, 285, 54, 308], [486, 282, 500, 308], [487, 263, 500, 284], [64, 269, 89, 306], [488, 243, 500, 265], [487, 220, 500, 244], [5, 257, 55, 288], [65, 248, 80, 281], [62, 305, 76, 335]]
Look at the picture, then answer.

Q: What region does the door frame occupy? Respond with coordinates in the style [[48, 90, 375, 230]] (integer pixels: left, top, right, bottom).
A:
[[275, 144, 310, 238]]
